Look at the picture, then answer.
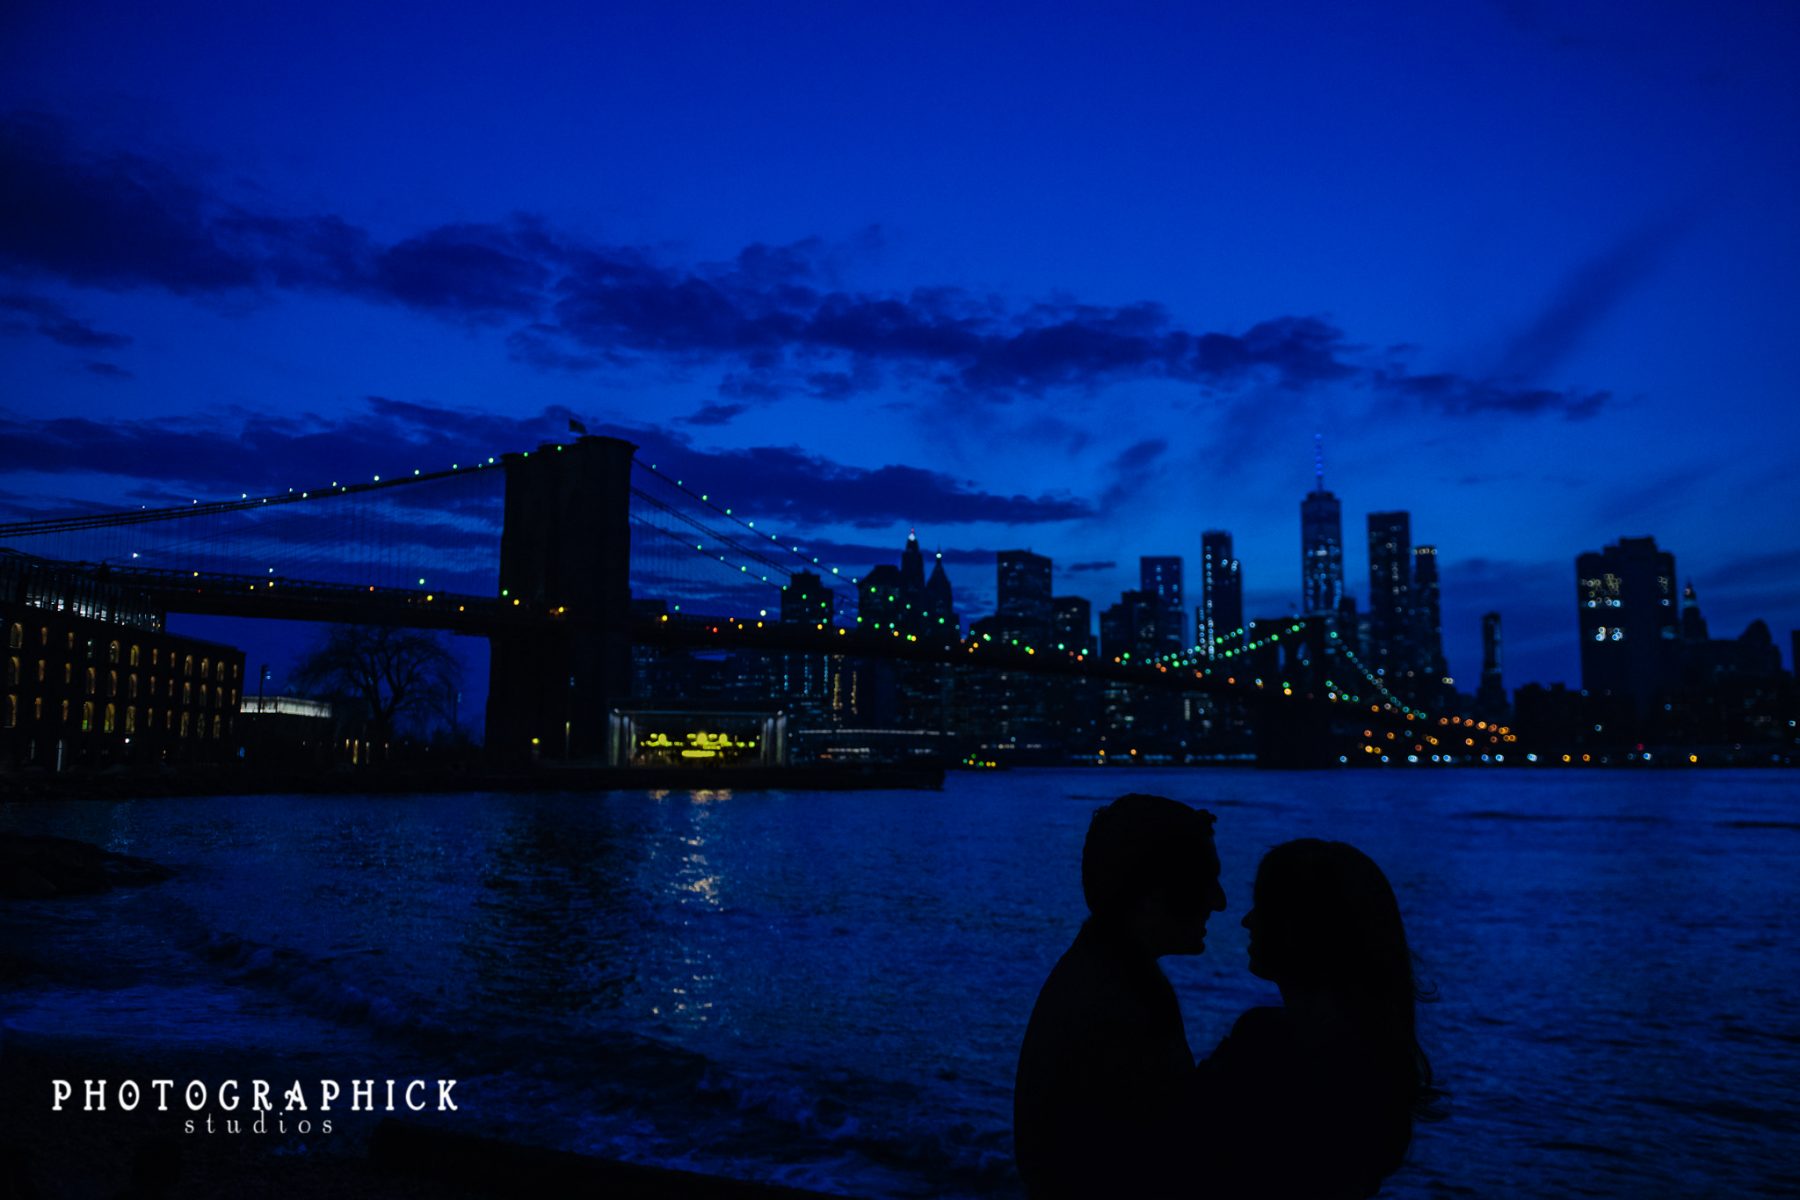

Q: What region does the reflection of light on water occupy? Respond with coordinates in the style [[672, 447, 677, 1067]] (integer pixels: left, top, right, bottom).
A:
[[689, 789, 733, 804], [648, 789, 671, 801], [685, 875, 720, 901]]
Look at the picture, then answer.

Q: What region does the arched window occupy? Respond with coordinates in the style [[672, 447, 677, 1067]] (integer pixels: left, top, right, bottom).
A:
[[182, 683, 191, 705], [125, 706, 136, 733], [212, 715, 222, 738], [108, 640, 120, 664], [199, 684, 208, 708], [5, 694, 16, 728], [7, 623, 21, 649], [184, 655, 193, 678], [81, 701, 94, 731], [6, 657, 16, 685], [200, 657, 210, 680], [85, 667, 96, 694], [180, 712, 190, 738], [130, 645, 141, 667], [216, 661, 225, 683], [104, 704, 116, 733], [129, 675, 138, 699], [107, 670, 118, 697]]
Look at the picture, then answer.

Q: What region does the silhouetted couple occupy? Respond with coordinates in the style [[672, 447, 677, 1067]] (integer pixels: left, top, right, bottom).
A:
[[1014, 794, 1441, 1199]]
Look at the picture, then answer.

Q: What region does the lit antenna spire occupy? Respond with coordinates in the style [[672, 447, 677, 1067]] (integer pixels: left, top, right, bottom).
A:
[[1314, 433, 1325, 491]]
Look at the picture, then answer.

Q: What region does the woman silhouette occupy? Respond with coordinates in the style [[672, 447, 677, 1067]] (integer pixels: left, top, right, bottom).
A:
[[1191, 839, 1444, 1199]]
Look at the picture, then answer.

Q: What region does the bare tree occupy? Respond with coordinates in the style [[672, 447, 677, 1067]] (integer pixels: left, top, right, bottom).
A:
[[291, 625, 462, 746]]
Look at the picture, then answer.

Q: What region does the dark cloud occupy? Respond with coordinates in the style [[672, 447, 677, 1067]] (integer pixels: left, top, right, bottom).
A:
[[682, 402, 748, 427], [84, 361, 132, 379], [1066, 560, 1117, 573], [623, 437, 1094, 530], [1376, 370, 1609, 420], [1498, 215, 1692, 380], [0, 292, 132, 348], [1, 111, 1618, 418]]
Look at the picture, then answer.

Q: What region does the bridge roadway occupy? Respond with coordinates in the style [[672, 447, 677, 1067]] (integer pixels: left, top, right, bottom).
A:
[[80, 563, 1326, 699]]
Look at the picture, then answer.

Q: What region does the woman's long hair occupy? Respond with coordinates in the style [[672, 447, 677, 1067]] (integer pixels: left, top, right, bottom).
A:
[[1253, 839, 1446, 1124]]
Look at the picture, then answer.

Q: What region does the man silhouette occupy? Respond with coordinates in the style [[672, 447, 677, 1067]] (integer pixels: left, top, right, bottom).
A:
[[1014, 794, 1225, 1199]]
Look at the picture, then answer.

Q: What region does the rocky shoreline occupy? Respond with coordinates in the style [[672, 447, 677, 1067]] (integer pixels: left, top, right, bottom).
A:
[[0, 832, 174, 900]]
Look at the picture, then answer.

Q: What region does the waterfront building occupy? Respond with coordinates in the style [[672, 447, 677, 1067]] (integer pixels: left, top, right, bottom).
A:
[[1576, 535, 1680, 713], [922, 553, 958, 639], [1412, 543, 1448, 700], [1367, 510, 1413, 679], [1139, 556, 1185, 655], [1199, 530, 1242, 660], [780, 570, 834, 626], [1475, 611, 1506, 718], [2, 552, 245, 769], [1300, 447, 1344, 617], [996, 550, 1053, 649], [1052, 595, 1093, 655]]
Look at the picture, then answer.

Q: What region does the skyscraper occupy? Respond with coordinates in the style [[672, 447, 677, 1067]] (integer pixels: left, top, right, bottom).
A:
[[1199, 530, 1242, 660], [1139, 556, 1185, 654], [1367, 511, 1412, 676], [1577, 535, 1680, 711], [1052, 595, 1093, 655], [923, 552, 957, 638], [779, 571, 834, 625], [1300, 440, 1344, 617], [1412, 543, 1447, 685], [1476, 611, 1506, 716], [997, 550, 1053, 648]]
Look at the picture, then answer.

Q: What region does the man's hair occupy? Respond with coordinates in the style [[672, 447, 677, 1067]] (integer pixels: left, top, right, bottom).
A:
[[1081, 793, 1216, 919]]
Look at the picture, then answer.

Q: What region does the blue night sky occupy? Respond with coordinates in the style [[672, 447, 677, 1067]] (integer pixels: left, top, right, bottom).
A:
[[3, 0, 1797, 696]]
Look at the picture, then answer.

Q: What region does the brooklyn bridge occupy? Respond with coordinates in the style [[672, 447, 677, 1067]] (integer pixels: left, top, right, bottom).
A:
[[0, 435, 1509, 768]]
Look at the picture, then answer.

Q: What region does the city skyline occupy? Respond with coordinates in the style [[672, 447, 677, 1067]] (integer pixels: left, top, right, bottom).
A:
[[3, 2, 1798, 693]]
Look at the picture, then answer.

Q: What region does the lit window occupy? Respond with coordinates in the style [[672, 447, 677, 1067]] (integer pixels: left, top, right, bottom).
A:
[[129, 675, 138, 699], [130, 645, 140, 667], [180, 712, 190, 738], [104, 704, 115, 733], [108, 640, 120, 664], [184, 656, 193, 678], [125, 706, 136, 733], [60, 700, 70, 722], [183, 683, 191, 705], [7, 623, 20, 650], [85, 667, 96, 694], [82, 701, 94, 731], [107, 670, 117, 697]]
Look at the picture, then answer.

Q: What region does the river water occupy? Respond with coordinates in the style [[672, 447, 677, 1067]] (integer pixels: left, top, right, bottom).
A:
[[2, 769, 1796, 1197]]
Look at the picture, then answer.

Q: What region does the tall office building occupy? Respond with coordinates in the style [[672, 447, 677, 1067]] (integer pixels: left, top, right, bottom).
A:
[[1577, 535, 1680, 711], [1099, 590, 1159, 662], [780, 571, 834, 625], [1052, 595, 1094, 655], [1300, 442, 1344, 617], [1413, 544, 1447, 684], [922, 553, 957, 638], [996, 550, 1053, 648], [1367, 511, 1412, 675], [1139, 556, 1185, 655], [1199, 530, 1242, 660], [857, 563, 905, 633], [1476, 611, 1506, 716]]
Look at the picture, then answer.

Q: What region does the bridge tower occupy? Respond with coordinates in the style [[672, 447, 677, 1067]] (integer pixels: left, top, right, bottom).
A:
[[486, 435, 636, 760]]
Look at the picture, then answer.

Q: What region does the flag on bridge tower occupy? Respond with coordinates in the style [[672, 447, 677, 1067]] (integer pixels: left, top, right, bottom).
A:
[[568, 417, 588, 435]]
